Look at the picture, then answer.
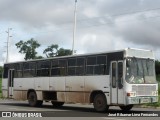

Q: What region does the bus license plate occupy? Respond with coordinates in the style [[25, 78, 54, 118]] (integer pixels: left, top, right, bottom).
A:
[[140, 98, 150, 103]]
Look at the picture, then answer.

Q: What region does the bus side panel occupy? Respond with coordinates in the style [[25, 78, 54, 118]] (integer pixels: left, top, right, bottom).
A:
[[49, 77, 66, 91], [2, 78, 8, 98], [84, 75, 110, 92], [35, 77, 49, 90], [2, 78, 8, 90], [22, 78, 35, 90], [14, 78, 22, 100], [65, 76, 85, 103], [85, 75, 111, 104], [57, 92, 65, 102], [50, 77, 66, 102], [13, 78, 35, 100]]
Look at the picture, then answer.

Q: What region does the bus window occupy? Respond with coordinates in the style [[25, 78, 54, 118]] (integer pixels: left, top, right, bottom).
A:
[[76, 58, 85, 75], [51, 60, 59, 76], [15, 63, 23, 78], [23, 62, 36, 77], [59, 59, 67, 76], [37, 61, 50, 77], [86, 56, 96, 75], [68, 58, 76, 76], [112, 62, 116, 88], [3, 64, 9, 78], [95, 56, 107, 75]]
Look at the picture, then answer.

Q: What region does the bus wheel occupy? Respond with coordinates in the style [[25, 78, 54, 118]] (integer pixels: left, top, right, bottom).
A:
[[28, 92, 43, 107], [119, 105, 133, 111], [93, 93, 109, 112], [51, 101, 64, 107]]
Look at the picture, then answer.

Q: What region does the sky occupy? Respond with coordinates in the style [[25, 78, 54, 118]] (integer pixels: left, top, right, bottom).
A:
[[1, 0, 160, 65]]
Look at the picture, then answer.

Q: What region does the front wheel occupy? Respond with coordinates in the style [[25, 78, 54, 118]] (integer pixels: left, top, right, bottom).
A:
[[119, 105, 133, 111], [93, 93, 109, 112]]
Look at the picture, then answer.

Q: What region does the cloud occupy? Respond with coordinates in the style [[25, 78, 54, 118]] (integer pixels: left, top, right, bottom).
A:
[[1, 0, 160, 63], [113, 12, 160, 49]]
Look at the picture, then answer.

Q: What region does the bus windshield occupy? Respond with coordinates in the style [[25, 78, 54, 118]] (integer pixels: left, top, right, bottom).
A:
[[126, 58, 157, 84]]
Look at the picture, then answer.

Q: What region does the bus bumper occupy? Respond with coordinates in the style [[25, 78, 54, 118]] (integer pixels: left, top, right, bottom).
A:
[[126, 96, 158, 104]]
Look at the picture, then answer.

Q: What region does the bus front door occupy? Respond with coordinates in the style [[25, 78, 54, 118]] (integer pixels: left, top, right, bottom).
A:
[[8, 69, 14, 98], [111, 61, 124, 104]]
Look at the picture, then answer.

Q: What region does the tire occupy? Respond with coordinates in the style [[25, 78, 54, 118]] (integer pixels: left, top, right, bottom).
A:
[[119, 105, 133, 111], [51, 101, 64, 107], [28, 91, 43, 107], [93, 93, 109, 112]]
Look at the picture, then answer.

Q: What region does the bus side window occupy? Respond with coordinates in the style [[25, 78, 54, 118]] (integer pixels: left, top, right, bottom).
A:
[[76, 58, 85, 75], [51, 60, 59, 76], [68, 58, 76, 76], [86, 56, 96, 75], [95, 56, 107, 75], [37, 61, 50, 77], [23, 62, 36, 77], [112, 62, 116, 88], [3, 64, 9, 78], [59, 59, 67, 76], [15, 63, 23, 78]]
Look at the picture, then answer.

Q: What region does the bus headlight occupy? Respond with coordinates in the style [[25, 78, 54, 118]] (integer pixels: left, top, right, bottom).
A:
[[127, 92, 136, 97], [152, 91, 158, 96]]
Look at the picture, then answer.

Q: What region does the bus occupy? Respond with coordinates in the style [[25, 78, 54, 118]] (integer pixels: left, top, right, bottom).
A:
[[2, 48, 158, 112]]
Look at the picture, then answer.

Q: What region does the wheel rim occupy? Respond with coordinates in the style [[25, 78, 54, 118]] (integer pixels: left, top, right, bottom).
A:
[[96, 98, 104, 108], [29, 95, 35, 103], [94, 94, 107, 112], [28, 92, 37, 106]]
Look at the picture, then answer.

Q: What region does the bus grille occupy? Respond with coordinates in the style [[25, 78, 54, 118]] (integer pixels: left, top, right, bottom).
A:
[[132, 85, 156, 96]]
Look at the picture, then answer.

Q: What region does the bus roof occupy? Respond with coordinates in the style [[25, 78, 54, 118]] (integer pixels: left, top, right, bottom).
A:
[[4, 48, 154, 64]]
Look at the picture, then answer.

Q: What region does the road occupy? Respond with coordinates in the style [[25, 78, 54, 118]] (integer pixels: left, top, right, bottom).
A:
[[0, 99, 159, 120]]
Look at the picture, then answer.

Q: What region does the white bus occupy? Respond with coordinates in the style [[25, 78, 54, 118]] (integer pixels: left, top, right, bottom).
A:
[[2, 48, 158, 112]]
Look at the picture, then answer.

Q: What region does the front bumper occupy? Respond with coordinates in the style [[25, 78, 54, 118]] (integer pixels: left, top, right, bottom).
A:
[[126, 96, 158, 104]]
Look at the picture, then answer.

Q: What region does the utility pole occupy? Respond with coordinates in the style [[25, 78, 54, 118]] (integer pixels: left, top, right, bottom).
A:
[[6, 28, 12, 63], [72, 0, 77, 55]]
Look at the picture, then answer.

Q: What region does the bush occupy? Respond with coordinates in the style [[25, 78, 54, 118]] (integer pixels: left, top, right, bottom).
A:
[[0, 78, 2, 98], [0, 66, 3, 78]]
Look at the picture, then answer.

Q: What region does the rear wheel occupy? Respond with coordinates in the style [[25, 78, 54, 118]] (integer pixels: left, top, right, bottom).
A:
[[28, 91, 43, 107], [119, 105, 133, 111], [51, 101, 64, 107], [93, 93, 109, 112]]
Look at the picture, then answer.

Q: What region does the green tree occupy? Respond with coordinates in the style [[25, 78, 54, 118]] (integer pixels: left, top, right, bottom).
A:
[[15, 38, 41, 60], [155, 60, 160, 75], [43, 44, 72, 58], [57, 48, 72, 56], [43, 44, 59, 58], [0, 66, 3, 78]]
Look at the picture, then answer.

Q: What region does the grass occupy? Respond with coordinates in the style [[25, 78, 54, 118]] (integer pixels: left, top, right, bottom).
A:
[[0, 78, 2, 98]]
